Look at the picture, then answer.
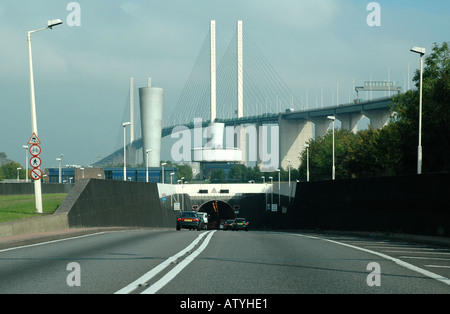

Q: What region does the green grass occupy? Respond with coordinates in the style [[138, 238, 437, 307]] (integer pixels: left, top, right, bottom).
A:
[[0, 194, 67, 224]]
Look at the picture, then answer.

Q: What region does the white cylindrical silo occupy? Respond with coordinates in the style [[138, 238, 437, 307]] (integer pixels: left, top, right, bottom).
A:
[[139, 84, 164, 167], [205, 122, 225, 148]]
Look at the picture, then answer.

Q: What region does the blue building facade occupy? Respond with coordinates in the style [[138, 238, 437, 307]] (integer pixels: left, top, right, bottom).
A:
[[46, 167, 177, 183], [103, 167, 177, 183]]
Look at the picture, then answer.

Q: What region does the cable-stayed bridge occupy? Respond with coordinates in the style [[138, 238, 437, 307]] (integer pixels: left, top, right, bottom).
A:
[[94, 21, 398, 170]]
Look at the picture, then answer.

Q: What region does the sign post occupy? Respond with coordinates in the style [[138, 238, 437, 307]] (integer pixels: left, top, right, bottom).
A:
[[28, 132, 43, 213]]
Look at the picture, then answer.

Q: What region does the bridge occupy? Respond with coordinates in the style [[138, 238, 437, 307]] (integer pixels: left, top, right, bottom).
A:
[[93, 96, 394, 170], [93, 20, 398, 172]]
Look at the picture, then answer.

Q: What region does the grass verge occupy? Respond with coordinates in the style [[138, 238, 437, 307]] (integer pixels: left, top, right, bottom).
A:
[[0, 194, 67, 224]]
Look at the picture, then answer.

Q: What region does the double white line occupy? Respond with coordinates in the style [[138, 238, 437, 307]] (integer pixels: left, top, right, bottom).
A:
[[115, 230, 216, 294]]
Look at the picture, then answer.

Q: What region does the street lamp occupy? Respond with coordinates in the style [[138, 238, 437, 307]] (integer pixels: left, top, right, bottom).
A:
[[262, 176, 267, 209], [304, 144, 310, 182], [286, 159, 292, 202], [57, 154, 63, 183], [170, 172, 175, 206], [277, 169, 281, 206], [122, 122, 131, 181], [17, 168, 22, 182], [327, 116, 336, 180], [28, 18, 63, 213], [145, 149, 152, 182], [56, 157, 62, 183], [22, 145, 29, 182], [161, 162, 167, 184], [269, 176, 273, 211], [410, 46, 426, 174]]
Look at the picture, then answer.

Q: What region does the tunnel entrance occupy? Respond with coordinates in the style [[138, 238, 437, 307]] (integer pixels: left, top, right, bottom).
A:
[[198, 200, 235, 229]]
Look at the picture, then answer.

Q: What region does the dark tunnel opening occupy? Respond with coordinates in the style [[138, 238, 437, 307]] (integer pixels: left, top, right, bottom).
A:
[[198, 200, 235, 229]]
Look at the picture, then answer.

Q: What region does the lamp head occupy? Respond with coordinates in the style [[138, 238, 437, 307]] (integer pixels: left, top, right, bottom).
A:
[[47, 19, 63, 29], [410, 46, 426, 56]]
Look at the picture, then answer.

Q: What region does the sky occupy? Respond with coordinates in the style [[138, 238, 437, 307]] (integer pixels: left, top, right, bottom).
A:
[[0, 0, 449, 170]]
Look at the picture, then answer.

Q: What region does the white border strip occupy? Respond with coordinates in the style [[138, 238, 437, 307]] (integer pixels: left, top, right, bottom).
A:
[[0, 232, 108, 253], [294, 233, 450, 286]]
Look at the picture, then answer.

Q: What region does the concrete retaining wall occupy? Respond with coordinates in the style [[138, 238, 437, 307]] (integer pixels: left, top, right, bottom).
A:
[[55, 179, 182, 228], [290, 172, 450, 237], [0, 214, 69, 238], [0, 183, 74, 195]]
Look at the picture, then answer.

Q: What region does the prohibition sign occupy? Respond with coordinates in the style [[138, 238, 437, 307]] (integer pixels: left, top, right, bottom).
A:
[[31, 168, 43, 180], [30, 156, 42, 168], [29, 144, 41, 157]]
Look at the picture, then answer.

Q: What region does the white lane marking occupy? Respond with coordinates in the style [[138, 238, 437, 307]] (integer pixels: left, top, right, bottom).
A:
[[294, 233, 450, 286], [115, 231, 212, 294], [425, 265, 450, 269], [141, 230, 216, 294], [385, 250, 450, 255], [399, 256, 450, 261], [0, 232, 109, 253]]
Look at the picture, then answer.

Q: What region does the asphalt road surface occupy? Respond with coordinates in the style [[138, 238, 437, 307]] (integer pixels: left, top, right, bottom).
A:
[[0, 229, 449, 294]]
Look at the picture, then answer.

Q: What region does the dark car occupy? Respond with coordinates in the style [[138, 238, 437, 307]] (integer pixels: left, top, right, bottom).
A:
[[232, 218, 249, 231], [176, 211, 201, 231], [223, 219, 234, 231]]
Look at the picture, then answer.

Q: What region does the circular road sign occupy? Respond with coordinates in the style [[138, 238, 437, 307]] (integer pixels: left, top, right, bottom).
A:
[[29, 144, 41, 157], [31, 168, 43, 180], [30, 156, 42, 168]]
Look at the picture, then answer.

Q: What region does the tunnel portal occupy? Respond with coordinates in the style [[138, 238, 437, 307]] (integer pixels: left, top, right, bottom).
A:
[[198, 200, 235, 229]]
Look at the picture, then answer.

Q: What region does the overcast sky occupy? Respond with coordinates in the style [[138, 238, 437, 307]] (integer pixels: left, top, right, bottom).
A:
[[0, 0, 449, 170]]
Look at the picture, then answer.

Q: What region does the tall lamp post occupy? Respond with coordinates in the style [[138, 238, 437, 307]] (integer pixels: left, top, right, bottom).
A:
[[170, 172, 175, 206], [277, 169, 281, 206], [22, 145, 29, 182], [17, 168, 22, 182], [327, 116, 336, 180], [161, 162, 167, 184], [56, 157, 62, 183], [286, 159, 292, 202], [28, 19, 63, 213], [410, 46, 426, 174], [122, 122, 131, 181], [269, 176, 273, 211], [145, 149, 152, 182], [304, 144, 310, 182], [262, 176, 267, 209]]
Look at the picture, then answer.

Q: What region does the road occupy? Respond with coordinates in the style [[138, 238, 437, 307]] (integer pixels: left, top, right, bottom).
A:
[[0, 229, 449, 295]]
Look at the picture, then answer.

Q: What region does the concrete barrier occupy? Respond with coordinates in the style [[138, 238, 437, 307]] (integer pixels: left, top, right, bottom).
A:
[[0, 214, 69, 238], [55, 179, 182, 228], [0, 183, 74, 195], [291, 172, 450, 237]]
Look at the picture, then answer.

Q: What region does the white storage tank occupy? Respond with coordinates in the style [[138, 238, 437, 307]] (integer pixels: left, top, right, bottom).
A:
[[139, 80, 163, 167]]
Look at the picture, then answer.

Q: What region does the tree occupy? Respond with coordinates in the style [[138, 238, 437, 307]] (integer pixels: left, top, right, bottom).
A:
[[393, 42, 450, 173], [228, 164, 247, 180], [1, 161, 25, 180], [210, 168, 226, 182], [299, 129, 357, 181], [175, 164, 193, 181], [298, 42, 450, 179]]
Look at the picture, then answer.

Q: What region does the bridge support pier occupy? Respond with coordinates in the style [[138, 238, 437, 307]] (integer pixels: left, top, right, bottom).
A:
[[338, 113, 364, 134], [279, 118, 313, 170], [313, 117, 332, 138], [365, 109, 392, 129]]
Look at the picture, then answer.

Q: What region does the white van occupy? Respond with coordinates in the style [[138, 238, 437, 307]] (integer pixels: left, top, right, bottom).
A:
[[198, 212, 209, 229]]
